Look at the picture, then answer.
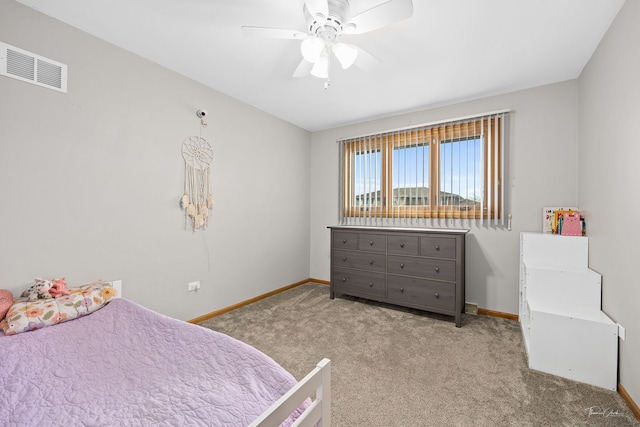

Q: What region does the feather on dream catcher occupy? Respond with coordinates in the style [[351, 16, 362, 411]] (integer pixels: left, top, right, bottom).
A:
[[181, 130, 213, 231]]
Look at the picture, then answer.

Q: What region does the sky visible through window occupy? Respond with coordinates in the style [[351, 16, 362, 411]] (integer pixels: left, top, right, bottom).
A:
[[440, 137, 483, 203], [353, 137, 483, 206], [353, 150, 381, 206]]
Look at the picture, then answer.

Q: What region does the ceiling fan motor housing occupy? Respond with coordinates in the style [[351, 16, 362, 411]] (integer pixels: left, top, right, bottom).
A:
[[306, 0, 351, 40]]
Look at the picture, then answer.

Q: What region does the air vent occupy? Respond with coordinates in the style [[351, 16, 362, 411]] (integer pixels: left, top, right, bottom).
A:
[[0, 42, 67, 93]]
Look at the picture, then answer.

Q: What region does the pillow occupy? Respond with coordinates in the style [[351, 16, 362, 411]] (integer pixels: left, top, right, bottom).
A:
[[0, 290, 13, 320], [1, 280, 117, 336]]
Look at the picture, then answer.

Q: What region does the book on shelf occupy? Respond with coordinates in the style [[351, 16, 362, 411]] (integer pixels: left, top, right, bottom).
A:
[[542, 206, 585, 236]]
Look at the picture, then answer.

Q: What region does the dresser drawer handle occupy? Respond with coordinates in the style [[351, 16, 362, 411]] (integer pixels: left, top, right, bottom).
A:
[[369, 282, 374, 287], [369, 241, 374, 246], [342, 239, 347, 244], [342, 257, 347, 262], [400, 263, 405, 269], [435, 245, 440, 250], [434, 292, 439, 298], [369, 260, 374, 265], [400, 287, 404, 293], [400, 242, 405, 248], [434, 267, 440, 272], [341, 277, 347, 282]]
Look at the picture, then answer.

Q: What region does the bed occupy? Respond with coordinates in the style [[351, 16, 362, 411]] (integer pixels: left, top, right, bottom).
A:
[[0, 280, 330, 426]]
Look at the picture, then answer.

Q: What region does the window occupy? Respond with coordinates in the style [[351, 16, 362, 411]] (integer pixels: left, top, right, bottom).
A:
[[339, 112, 508, 226]]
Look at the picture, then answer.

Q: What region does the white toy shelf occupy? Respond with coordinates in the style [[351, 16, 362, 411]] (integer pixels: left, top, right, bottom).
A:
[[519, 232, 618, 390]]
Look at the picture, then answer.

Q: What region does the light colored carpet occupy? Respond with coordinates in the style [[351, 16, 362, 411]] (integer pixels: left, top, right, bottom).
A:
[[199, 283, 639, 426]]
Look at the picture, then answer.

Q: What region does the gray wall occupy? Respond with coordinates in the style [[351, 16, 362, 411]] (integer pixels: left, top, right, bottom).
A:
[[578, 0, 640, 407], [0, 2, 312, 321], [310, 80, 579, 314]]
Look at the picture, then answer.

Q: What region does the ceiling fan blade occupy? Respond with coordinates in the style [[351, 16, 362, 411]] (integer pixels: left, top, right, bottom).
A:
[[293, 59, 314, 77], [304, 0, 329, 20], [241, 26, 308, 40], [353, 46, 382, 71], [347, 0, 413, 35]]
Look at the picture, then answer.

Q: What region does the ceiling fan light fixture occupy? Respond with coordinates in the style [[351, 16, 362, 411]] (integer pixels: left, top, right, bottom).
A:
[[333, 43, 358, 69], [301, 37, 325, 63], [310, 54, 329, 78]]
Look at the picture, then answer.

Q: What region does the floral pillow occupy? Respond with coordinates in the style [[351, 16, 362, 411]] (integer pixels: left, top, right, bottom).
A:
[[1, 280, 117, 336], [0, 290, 13, 320]]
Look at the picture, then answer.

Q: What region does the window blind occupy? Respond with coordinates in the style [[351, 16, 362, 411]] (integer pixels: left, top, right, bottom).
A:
[[338, 111, 510, 229]]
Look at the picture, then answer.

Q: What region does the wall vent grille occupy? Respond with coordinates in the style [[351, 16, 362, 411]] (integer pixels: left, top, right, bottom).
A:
[[0, 42, 67, 93]]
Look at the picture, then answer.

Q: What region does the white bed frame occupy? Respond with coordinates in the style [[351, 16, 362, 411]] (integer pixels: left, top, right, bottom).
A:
[[249, 358, 331, 427], [110, 279, 122, 298], [108, 280, 331, 427]]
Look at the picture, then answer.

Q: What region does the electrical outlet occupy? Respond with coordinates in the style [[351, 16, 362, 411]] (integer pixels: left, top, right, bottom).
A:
[[465, 303, 478, 315], [618, 323, 626, 341], [188, 281, 201, 292]]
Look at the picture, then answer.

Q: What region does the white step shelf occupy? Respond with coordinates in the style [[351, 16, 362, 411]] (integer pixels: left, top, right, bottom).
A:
[[519, 232, 618, 390]]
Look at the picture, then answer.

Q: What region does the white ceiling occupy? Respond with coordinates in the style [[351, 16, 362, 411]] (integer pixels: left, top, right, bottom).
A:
[[17, 0, 625, 132]]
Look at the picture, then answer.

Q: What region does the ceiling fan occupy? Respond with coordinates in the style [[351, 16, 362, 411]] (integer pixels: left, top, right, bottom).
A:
[[241, 0, 414, 85]]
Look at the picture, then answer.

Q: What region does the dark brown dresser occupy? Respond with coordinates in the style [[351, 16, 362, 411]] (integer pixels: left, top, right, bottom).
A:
[[329, 226, 468, 327]]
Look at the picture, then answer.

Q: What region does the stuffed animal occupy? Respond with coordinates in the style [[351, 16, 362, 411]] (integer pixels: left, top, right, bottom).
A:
[[49, 278, 70, 298], [21, 278, 54, 301]]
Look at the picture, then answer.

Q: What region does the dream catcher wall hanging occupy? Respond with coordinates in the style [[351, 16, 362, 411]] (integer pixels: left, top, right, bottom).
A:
[[180, 110, 213, 231]]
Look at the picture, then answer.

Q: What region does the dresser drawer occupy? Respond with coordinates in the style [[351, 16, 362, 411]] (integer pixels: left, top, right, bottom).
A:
[[333, 231, 359, 250], [332, 268, 386, 298], [387, 235, 419, 255], [387, 276, 455, 311], [387, 255, 456, 281], [357, 233, 386, 253], [420, 237, 456, 259], [332, 249, 386, 273]]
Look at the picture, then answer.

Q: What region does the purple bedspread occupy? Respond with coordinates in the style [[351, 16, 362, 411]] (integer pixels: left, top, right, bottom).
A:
[[0, 298, 302, 426]]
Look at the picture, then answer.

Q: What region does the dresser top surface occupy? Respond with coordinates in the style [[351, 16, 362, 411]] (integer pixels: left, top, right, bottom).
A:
[[328, 225, 469, 235]]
